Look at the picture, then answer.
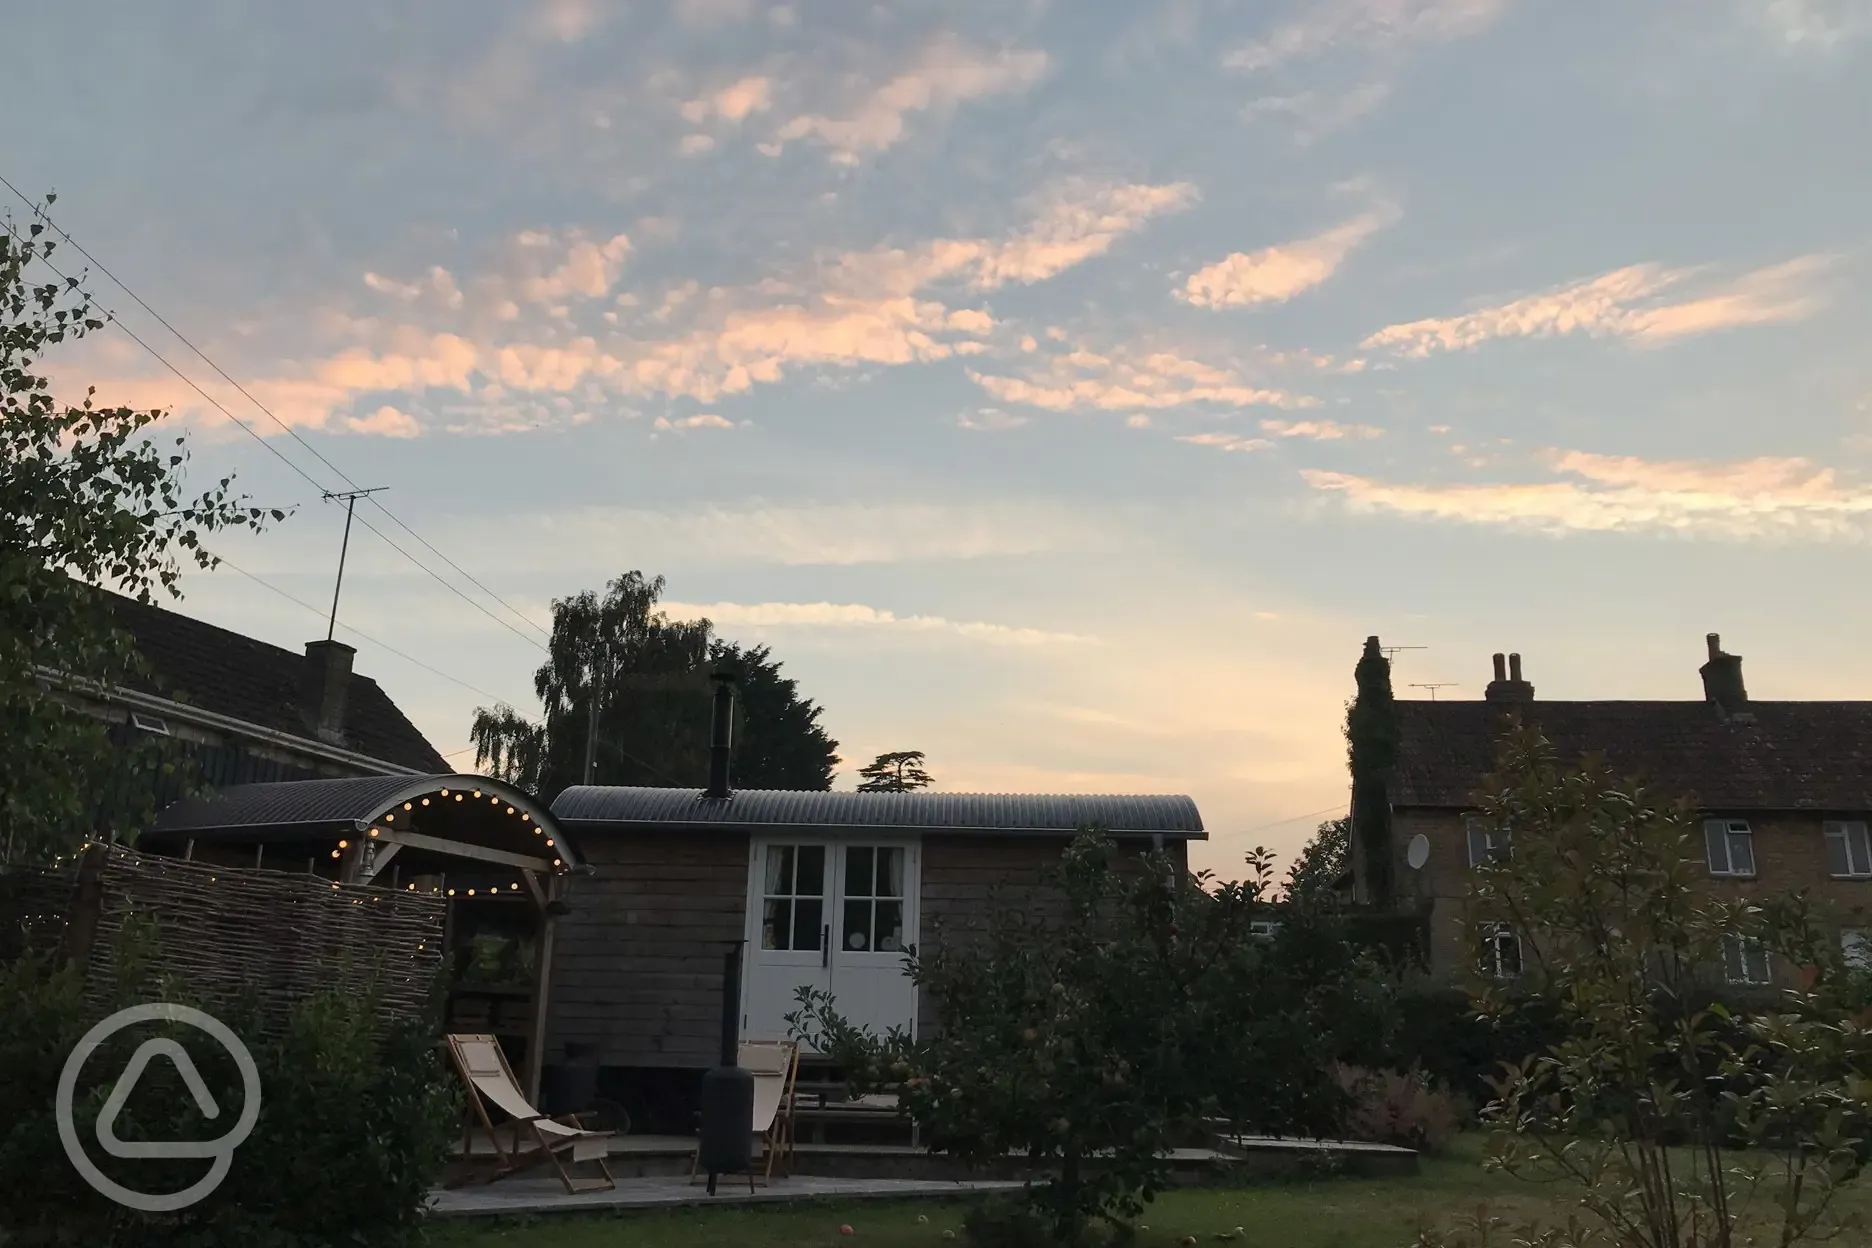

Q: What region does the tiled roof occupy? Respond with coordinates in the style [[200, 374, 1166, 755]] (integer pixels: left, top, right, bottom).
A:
[[101, 589, 449, 774], [553, 786, 1206, 838], [1392, 699, 1872, 812]]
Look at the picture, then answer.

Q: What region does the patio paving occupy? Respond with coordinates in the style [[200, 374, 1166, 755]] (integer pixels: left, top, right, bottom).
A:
[[427, 1174, 1026, 1219]]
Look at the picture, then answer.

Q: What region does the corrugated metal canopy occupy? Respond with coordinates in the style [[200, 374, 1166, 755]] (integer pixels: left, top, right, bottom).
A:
[[147, 773, 582, 867], [552, 786, 1205, 838]]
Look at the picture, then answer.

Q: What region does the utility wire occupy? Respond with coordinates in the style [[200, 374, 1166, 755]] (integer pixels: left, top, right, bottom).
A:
[[1, 175, 553, 644], [207, 549, 526, 706], [1240, 802, 1348, 836], [1, 205, 547, 653]]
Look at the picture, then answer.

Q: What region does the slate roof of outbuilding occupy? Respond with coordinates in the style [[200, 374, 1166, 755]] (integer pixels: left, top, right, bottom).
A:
[[1391, 699, 1872, 812], [553, 786, 1205, 838], [100, 588, 449, 773]]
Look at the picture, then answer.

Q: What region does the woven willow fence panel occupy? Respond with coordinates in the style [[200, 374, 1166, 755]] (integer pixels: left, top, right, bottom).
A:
[[80, 847, 447, 1033], [0, 864, 78, 962]]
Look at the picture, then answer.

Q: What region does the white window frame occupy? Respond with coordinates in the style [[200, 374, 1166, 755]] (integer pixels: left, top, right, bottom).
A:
[[1704, 819, 1757, 878], [1842, 928, 1870, 972], [1248, 919, 1281, 941], [1480, 923, 1522, 979], [1721, 934, 1771, 985], [1823, 821, 1872, 879], [1466, 816, 1511, 867]]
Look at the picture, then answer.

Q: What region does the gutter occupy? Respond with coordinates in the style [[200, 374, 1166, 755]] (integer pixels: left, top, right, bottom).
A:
[[37, 666, 426, 779]]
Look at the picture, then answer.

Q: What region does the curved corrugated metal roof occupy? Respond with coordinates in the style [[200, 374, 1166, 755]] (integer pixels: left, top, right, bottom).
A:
[[147, 773, 583, 867], [551, 786, 1204, 837]]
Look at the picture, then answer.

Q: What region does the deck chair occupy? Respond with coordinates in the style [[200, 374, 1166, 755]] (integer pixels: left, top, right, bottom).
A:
[[445, 1033, 616, 1194], [689, 1039, 800, 1187]]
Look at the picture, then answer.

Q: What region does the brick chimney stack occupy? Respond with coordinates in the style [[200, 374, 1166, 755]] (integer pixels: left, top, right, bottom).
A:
[[1699, 633, 1749, 717], [301, 639, 355, 746], [1484, 651, 1535, 703]]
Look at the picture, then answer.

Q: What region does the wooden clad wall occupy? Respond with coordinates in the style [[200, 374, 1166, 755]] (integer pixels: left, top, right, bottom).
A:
[[916, 834, 1189, 1034], [547, 829, 750, 1069]]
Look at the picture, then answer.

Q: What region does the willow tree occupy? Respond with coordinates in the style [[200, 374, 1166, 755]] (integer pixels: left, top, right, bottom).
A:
[[470, 571, 839, 799]]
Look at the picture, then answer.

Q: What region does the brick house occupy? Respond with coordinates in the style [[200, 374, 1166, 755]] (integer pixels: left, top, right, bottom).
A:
[[1361, 634, 1872, 986]]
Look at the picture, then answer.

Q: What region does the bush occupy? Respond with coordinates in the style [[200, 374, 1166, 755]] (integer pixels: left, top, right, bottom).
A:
[[1330, 1064, 1465, 1153], [791, 831, 1399, 1244], [0, 935, 457, 1247]]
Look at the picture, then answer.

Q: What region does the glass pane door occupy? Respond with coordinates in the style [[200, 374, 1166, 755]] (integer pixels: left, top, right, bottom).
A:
[[840, 845, 906, 954]]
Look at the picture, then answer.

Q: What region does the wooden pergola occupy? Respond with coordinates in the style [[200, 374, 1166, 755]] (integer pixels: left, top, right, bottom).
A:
[[143, 772, 585, 1099]]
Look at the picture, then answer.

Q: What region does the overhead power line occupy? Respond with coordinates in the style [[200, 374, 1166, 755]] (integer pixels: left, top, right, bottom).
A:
[[207, 549, 525, 707], [0, 175, 553, 648]]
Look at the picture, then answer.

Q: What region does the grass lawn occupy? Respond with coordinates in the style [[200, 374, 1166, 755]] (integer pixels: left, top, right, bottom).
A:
[[427, 1136, 1871, 1248]]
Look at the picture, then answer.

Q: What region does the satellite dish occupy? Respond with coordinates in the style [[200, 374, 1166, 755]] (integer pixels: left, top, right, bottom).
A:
[[1405, 834, 1430, 871]]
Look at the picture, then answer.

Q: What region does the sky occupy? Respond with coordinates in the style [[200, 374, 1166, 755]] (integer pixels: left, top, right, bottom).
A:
[[7, 0, 1871, 877]]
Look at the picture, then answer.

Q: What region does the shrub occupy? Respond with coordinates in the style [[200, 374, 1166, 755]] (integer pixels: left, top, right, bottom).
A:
[[0, 932, 457, 1247], [1330, 1064, 1465, 1153], [791, 831, 1398, 1245]]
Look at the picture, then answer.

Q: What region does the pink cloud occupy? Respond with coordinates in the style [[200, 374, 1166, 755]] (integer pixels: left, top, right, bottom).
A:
[[1180, 208, 1395, 309]]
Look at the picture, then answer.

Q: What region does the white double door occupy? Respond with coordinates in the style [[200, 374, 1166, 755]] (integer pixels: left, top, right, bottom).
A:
[[740, 837, 920, 1050]]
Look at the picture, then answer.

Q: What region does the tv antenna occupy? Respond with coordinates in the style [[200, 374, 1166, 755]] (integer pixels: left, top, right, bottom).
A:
[[1382, 644, 1426, 662], [1410, 683, 1458, 701], [322, 487, 389, 641]]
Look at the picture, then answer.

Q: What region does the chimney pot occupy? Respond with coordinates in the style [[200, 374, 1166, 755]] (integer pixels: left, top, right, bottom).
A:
[[301, 640, 356, 746], [1485, 649, 1534, 704], [1707, 632, 1722, 661]]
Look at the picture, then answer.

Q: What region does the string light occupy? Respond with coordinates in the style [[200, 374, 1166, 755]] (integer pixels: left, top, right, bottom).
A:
[[474, 790, 483, 798], [368, 827, 379, 837], [404, 803, 413, 811], [441, 789, 450, 797], [385, 813, 395, 822], [447, 889, 456, 897], [338, 840, 349, 850], [330, 850, 341, 859], [505, 806, 515, 814], [421, 798, 430, 807], [467, 888, 476, 897]]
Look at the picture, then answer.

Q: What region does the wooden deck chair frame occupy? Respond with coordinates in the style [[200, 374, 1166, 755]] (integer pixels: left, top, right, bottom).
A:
[[445, 1033, 616, 1195], [688, 1039, 801, 1188]]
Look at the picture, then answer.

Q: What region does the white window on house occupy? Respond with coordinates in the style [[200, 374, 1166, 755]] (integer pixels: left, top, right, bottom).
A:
[[1822, 821, 1872, 879], [1704, 819, 1757, 878], [760, 844, 826, 952], [1248, 919, 1281, 941], [1721, 934, 1772, 985], [1842, 929, 1870, 971], [1466, 816, 1511, 867], [1480, 923, 1522, 979], [841, 845, 906, 954]]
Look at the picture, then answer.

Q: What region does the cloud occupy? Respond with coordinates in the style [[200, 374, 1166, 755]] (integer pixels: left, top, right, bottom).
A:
[[680, 75, 772, 124], [1177, 432, 1273, 453], [1179, 208, 1395, 309], [1260, 418, 1383, 440], [344, 404, 422, 438], [958, 407, 1030, 431], [521, 232, 633, 303], [1241, 83, 1393, 142], [773, 37, 1049, 162], [841, 182, 1198, 295], [459, 500, 1123, 569], [1747, 0, 1872, 49], [661, 600, 1096, 647], [653, 412, 735, 430], [971, 344, 1313, 415], [1302, 450, 1872, 538], [1225, 0, 1506, 73], [1362, 255, 1834, 357]]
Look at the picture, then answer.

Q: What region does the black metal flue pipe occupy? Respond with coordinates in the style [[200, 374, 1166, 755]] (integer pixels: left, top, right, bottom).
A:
[[697, 939, 753, 1193]]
